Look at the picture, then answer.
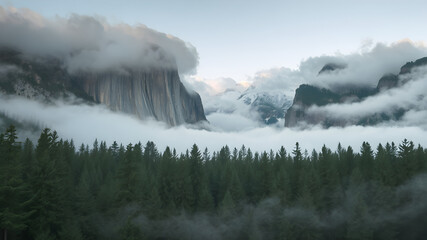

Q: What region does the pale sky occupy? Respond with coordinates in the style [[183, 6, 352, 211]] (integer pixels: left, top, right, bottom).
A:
[[2, 0, 427, 82]]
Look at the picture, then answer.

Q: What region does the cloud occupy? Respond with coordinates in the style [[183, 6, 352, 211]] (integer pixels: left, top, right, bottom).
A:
[[183, 68, 303, 131], [249, 67, 303, 95], [0, 6, 198, 74], [234, 40, 427, 97], [183, 40, 427, 130], [306, 66, 427, 127], [205, 112, 262, 132], [299, 40, 427, 91], [0, 64, 21, 76], [1, 94, 426, 154], [182, 76, 261, 131], [184, 75, 248, 97]]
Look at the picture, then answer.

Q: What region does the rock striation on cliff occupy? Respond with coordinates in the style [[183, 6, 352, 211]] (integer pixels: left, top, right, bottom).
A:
[[0, 49, 207, 126], [77, 70, 206, 125]]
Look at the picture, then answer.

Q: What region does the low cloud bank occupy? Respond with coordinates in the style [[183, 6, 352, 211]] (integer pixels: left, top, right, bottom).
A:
[[300, 40, 427, 91], [0, 95, 426, 153], [0, 6, 198, 74], [188, 40, 427, 97]]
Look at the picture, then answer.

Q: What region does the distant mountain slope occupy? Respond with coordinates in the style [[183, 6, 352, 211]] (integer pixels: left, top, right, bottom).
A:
[[238, 87, 293, 125]]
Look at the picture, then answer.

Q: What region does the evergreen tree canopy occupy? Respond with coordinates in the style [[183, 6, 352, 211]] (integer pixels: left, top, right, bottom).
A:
[[0, 125, 426, 240]]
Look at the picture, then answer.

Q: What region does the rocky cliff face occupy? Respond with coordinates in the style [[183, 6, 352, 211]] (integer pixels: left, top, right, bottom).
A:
[[0, 49, 207, 126], [284, 84, 340, 127], [376, 74, 398, 91], [318, 63, 346, 75], [285, 57, 427, 128], [77, 70, 206, 126], [0, 48, 93, 101], [399, 57, 427, 74]]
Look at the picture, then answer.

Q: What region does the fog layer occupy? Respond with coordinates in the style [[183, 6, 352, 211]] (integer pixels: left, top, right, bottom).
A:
[[0, 94, 426, 153]]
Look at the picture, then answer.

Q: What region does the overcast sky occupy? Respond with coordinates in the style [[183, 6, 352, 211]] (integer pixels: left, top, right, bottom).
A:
[[3, 0, 427, 82]]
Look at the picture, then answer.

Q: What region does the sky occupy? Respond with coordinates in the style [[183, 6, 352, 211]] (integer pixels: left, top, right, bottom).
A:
[[2, 0, 427, 82], [1, 1, 427, 153]]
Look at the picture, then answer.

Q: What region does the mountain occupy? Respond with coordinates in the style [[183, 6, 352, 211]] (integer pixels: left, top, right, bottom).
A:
[[76, 70, 206, 125], [0, 48, 91, 101], [0, 48, 206, 126], [285, 57, 427, 128], [376, 74, 398, 91], [318, 63, 346, 75], [238, 86, 293, 125], [399, 56, 427, 74], [284, 84, 341, 127]]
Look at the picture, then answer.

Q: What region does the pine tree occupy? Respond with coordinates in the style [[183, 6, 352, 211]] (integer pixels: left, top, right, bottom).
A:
[[0, 126, 425, 239], [259, 151, 274, 199], [158, 147, 177, 213], [374, 144, 394, 186], [345, 194, 373, 240], [189, 144, 205, 211], [144, 184, 162, 218], [29, 128, 65, 238], [119, 218, 145, 240], [290, 142, 303, 200], [117, 143, 142, 204], [198, 184, 214, 212], [0, 126, 31, 240], [219, 190, 235, 218], [21, 138, 34, 182], [398, 139, 416, 181], [360, 142, 374, 181], [229, 168, 245, 204], [318, 145, 341, 212]]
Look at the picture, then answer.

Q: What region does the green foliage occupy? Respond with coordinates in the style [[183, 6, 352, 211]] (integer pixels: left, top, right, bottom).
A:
[[0, 126, 32, 239], [1, 125, 427, 239]]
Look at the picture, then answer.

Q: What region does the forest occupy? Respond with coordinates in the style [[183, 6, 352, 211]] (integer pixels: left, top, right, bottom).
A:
[[1, 125, 427, 240]]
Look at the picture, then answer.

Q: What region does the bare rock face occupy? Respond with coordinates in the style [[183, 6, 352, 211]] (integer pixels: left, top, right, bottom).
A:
[[285, 56, 427, 128], [399, 57, 427, 74], [318, 63, 346, 75], [284, 84, 340, 127], [78, 70, 206, 126], [0, 49, 207, 126], [376, 74, 398, 91]]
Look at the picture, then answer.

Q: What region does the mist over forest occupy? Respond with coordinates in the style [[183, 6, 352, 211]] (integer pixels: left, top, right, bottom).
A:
[[1, 4, 427, 240], [1, 126, 427, 239]]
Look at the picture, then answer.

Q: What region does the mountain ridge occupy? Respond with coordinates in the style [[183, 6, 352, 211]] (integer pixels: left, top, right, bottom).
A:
[[285, 56, 427, 128]]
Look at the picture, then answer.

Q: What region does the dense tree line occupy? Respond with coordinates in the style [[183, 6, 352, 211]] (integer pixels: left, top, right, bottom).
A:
[[1, 125, 427, 240]]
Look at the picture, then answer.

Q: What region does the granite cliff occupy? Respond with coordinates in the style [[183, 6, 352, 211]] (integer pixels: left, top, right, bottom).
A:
[[285, 57, 427, 128], [77, 70, 206, 125], [0, 49, 206, 126]]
